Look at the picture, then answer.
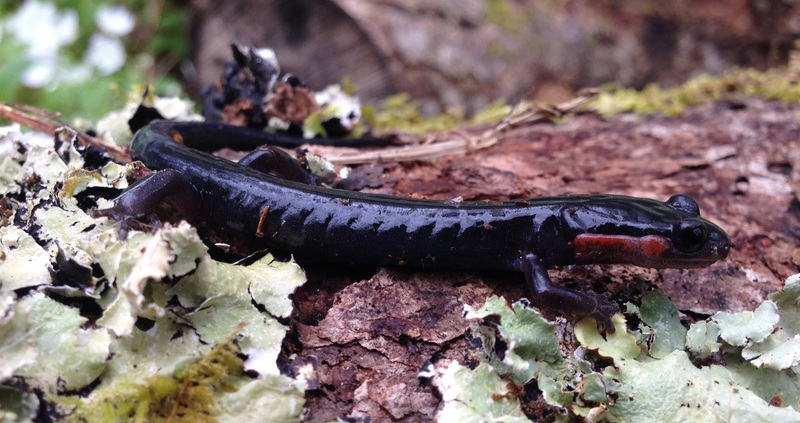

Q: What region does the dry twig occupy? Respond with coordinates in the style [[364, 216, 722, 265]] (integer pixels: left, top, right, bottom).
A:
[[0, 90, 596, 167], [0, 101, 129, 162], [325, 89, 598, 165]]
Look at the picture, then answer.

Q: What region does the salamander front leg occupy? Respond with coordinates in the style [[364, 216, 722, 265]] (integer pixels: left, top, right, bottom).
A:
[[521, 253, 618, 331], [92, 169, 201, 221]]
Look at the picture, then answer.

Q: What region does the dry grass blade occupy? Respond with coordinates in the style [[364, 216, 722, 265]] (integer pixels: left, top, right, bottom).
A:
[[0, 90, 596, 166], [0, 101, 129, 162], [327, 90, 597, 165]]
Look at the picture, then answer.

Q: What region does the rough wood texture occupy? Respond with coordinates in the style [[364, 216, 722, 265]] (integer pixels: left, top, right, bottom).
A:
[[285, 99, 800, 420], [190, 0, 800, 113]]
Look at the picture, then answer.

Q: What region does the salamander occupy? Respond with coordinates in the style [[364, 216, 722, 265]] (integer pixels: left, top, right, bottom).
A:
[[94, 120, 731, 328]]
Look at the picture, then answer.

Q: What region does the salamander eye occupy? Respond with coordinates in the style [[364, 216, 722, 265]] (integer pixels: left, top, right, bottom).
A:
[[666, 195, 700, 216], [674, 219, 707, 253]]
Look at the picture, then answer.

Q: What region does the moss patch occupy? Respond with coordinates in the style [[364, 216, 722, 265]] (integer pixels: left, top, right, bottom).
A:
[[594, 43, 800, 116]]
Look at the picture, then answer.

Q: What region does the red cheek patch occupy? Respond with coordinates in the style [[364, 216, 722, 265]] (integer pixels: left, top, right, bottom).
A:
[[571, 234, 671, 266]]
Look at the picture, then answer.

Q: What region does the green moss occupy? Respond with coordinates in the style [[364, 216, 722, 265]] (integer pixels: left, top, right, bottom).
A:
[[472, 99, 513, 124], [487, 40, 515, 59], [62, 169, 104, 198], [366, 94, 511, 135], [63, 335, 245, 423], [166, 338, 246, 418], [60, 376, 182, 423], [594, 45, 800, 116], [484, 0, 529, 35]]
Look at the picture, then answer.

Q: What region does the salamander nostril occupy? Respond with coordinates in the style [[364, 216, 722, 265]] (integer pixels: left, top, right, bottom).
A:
[[708, 229, 731, 259]]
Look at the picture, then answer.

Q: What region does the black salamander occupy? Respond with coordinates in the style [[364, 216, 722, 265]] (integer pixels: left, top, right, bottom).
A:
[[94, 121, 731, 328]]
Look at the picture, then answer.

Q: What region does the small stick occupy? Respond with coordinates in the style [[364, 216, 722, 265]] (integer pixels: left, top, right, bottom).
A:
[[326, 90, 598, 165], [0, 101, 130, 162]]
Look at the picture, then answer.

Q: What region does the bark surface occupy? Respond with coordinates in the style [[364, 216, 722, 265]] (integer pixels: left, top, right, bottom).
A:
[[285, 99, 800, 421]]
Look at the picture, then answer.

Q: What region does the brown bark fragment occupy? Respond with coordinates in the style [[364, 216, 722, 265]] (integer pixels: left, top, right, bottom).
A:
[[286, 98, 800, 421], [293, 269, 496, 420], [265, 82, 319, 124]]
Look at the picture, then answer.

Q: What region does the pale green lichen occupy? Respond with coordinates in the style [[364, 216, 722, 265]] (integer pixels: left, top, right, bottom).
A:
[[303, 151, 339, 182], [451, 277, 800, 421], [62, 159, 129, 198], [604, 350, 800, 422], [303, 85, 362, 138], [14, 292, 112, 392], [433, 361, 530, 422], [574, 313, 641, 361], [713, 301, 780, 347], [0, 291, 37, 383], [169, 253, 306, 375], [464, 297, 579, 410], [0, 226, 52, 291], [215, 375, 306, 422], [0, 122, 307, 422], [0, 125, 26, 196], [0, 156, 23, 196], [733, 274, 800, 371], [93, 223, 206, 336], [636, 289, 688, 358], [0, 384, 39, 422], [465, 296, 564, 381], [686, 320, 722, 356], [94, 90, 202, 146]]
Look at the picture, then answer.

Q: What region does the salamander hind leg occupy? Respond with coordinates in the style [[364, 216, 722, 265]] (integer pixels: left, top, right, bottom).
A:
[[520, 253, 618, 332], [238, 146, 321, 185]]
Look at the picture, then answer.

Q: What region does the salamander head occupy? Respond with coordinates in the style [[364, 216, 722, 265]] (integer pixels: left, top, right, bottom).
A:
[[569, 194, 730, 269]]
